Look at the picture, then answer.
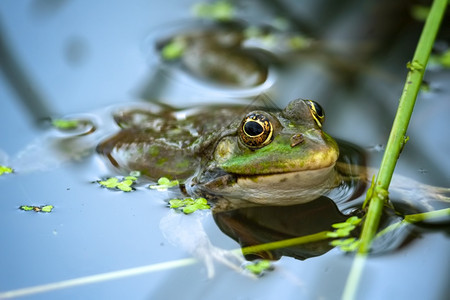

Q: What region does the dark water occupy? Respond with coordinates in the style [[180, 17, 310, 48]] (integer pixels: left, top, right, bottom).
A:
[[1, 1, 449, 299]]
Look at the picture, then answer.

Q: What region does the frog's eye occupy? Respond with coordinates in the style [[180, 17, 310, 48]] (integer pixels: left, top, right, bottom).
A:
[[305, 100, 325, 128], [239, 113, 274, 149]]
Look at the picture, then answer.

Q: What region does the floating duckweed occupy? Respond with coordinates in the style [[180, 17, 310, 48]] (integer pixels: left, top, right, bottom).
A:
[[98, 172, 139, 192], [0, 165, 13, 175], [149, 177, 179, 191], [52, 119, 79, 129], [192, 1, 234, 21], [20, 205, 54, 213], [169, 197, 210, 214], [161, 38, 186, 60], [244, 260, 273, 276]]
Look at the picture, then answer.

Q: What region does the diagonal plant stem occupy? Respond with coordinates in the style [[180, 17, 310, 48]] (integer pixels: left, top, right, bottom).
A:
[[358, 0, 447, 255], [343, 0, 447, 298]]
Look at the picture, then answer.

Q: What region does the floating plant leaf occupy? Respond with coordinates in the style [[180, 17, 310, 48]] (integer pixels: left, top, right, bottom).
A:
[[169, 197, 210, 214], [19, 205, 54, 213], [161, 38, 186, 60], [149, 177, 179, 191], [52, 119, 79, 130], [0, 165, 13, 176], [99, 177, 119, 188], [244, 260, 273, 276], [19, 205, 34, 211], [40, 205, 54, 212], [98, 172, 138, 192]]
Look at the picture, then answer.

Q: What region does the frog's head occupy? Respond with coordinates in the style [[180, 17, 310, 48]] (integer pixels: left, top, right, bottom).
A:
[[187, 99, 340, 205]]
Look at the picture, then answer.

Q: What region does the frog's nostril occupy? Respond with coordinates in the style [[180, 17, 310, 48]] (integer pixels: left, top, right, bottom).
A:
[[290, 134, 304, 147]]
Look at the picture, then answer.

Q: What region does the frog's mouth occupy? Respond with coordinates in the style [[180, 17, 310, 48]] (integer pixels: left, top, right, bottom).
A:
[[186, 164, 338, 206]]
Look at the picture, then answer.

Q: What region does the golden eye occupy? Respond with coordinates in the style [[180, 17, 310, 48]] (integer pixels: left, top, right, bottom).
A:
[[239, 113, 273, 149], [305, 100, 325, 128]]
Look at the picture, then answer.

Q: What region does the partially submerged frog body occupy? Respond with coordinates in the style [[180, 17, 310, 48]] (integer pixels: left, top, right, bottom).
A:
[[97, 99, 367, 207], [97, 98, 450, 211]]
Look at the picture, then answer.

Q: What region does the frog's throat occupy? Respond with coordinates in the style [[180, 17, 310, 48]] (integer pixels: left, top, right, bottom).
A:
[[188, 164, 338, 206]]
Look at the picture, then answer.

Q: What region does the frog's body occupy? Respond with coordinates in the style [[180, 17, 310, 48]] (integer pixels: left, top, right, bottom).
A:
[[97, 99, 367, 206]]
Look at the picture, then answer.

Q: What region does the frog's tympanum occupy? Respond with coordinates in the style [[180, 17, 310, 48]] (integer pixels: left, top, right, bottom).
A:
[[97, 99, 365, 207]]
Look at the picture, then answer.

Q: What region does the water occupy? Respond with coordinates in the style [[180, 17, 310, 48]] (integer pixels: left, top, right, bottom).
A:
[[1, 1, 449, 299]]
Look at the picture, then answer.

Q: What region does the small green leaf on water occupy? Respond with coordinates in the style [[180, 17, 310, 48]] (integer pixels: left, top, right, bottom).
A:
[[19, 205, 54, 213], [40, 205, 54, 212], [19, 205, 34, 211], [169, 197, 210, 214], [244, 260, 273, 276], [52, 119, 79, 129], [99, 177, 119, 188], [161, 38, 186, 60], [168, 199, 186, 209], [149, 177, 179, 191], [0, 165, 13, 175], [98, 173, 138, 192]]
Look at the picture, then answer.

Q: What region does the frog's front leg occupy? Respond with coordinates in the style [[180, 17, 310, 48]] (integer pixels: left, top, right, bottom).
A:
[[159, 210, 248, 277]]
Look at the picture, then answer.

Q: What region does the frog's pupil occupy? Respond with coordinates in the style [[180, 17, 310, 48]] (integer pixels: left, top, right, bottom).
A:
[[244, 121, 263, 136]]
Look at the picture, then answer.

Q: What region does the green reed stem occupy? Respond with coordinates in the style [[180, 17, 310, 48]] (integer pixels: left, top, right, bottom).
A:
[[357, 0, 447, 255], [343, 0, 447, 299]]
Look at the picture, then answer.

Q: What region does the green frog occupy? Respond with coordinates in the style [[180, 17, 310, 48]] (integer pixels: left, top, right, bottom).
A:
[[97, 98, 369, 207], [95, 98, 448, 267]]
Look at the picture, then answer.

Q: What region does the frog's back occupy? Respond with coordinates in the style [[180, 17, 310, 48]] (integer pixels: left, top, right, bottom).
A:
[[96, 104, 245, 180]]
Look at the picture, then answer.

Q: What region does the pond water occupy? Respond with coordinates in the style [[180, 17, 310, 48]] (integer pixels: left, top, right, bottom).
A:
[[0, 1, 449, 299]]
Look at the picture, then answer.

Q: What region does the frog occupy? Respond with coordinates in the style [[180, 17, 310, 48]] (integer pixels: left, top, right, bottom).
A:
[[97, 98, 368, 208]]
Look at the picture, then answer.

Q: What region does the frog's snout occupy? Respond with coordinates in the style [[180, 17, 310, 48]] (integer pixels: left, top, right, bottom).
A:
[[290, 133, 304, 147]]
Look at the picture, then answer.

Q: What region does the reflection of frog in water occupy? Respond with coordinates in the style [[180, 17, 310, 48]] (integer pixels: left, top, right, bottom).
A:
[[96, 98, 448, 267]]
